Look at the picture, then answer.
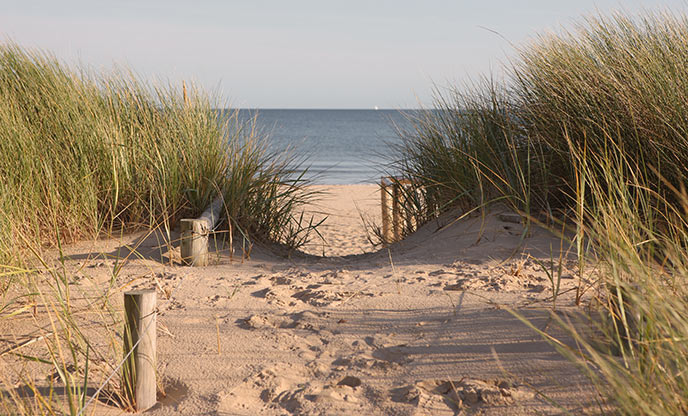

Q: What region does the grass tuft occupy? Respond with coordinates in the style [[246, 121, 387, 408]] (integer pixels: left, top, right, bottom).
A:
[[0, 42, 317, 265]]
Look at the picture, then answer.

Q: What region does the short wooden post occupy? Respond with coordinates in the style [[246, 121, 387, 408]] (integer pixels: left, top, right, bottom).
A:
[[180, 219, 209, 267], [123, 290, 157, 412], [180, 197, 223, 267], [380, 177, 392, 244], [392, 182, 401, 242]]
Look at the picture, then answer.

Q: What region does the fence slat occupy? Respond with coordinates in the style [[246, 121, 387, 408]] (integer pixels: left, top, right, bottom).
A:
[[380, 177, 392, 244]]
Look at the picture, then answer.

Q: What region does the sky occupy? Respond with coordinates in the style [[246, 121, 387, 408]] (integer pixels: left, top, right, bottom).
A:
[[1, 1, 686, 108]]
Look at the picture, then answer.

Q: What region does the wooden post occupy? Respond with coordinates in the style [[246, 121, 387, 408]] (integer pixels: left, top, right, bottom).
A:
[[180, 219, 209, 266], [180, 196, 223, 267], [123, 290, 157, 412], [401, 182, 414, 234], [392, 182, 401, 242], [380, 177, 392, 245]]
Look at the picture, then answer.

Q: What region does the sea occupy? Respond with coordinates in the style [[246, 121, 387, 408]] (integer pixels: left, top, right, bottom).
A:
[[237, 109, 413, 185]]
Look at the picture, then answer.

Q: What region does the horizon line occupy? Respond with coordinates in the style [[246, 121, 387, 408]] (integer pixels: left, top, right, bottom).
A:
[[216, 107, 427, 111]]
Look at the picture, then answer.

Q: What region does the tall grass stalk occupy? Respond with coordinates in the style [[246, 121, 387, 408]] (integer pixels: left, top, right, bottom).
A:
[[1, 247, 126, 415]]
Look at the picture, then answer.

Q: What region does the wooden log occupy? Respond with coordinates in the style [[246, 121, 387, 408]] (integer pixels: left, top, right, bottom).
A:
[[123, 290, 157, 412], [380, 177, 392, 245], [392, 182, 401, 242], [180, 219, 209, 266], [198, 196, 224, 230]]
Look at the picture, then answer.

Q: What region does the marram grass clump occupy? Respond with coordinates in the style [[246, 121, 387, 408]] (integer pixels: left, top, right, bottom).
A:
[[393, 10, 688, 414], [395, 11, 688, 224], [562, 145, 688, 416], [515, 11, 688, 211], [0, 42, 316, 265]]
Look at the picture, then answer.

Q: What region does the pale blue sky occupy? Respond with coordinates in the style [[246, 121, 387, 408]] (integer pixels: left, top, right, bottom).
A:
[[1, 1, 685, 108]]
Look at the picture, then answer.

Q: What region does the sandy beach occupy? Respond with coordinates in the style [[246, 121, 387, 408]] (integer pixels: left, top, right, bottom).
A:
[[7, 3, 688, 414], [1, 185, 600, 415]]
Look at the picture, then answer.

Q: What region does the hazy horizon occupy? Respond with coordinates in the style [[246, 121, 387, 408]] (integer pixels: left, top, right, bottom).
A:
[[1, 1, 686, 109], [232, 107, 421, 110]]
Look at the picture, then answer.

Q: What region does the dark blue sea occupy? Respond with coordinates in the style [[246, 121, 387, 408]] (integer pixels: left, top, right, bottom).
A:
[[237, 109, 413, 185]]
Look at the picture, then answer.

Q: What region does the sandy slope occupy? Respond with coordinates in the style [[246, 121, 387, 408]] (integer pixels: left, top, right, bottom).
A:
[[1, 185, 603, 415]]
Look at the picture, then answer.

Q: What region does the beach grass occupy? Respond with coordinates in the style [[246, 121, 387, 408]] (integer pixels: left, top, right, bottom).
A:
[[0, 42, 318, 414], [553, 140, 688, 415], [393, 10, 688, 414], [0, 42, 317, 266], [392, 80, 542, 227]]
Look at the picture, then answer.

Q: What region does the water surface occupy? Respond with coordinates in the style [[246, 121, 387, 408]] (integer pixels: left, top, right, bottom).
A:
[[237, 109, 413, 185]]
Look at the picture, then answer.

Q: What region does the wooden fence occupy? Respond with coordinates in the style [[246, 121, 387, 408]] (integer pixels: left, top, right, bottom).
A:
[[380, 176, 420, 244]]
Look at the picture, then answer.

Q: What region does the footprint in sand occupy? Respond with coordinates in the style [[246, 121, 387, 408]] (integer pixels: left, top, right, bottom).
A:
[[371, 344, 413, 365], [270, 275, 294, 285], [239, 310, 330, 331], [291, 286, 376, 307], [239, 314, 292, 330], [251, 286, 299, 307], [329, 336, 411, 373], [332, 353, 399, 373], [204, 294, 231, 306], [158, 298, 185, 315], [392, 378, 536, 414], [250, 268, 379, 308], [217, 364, 369, 415]]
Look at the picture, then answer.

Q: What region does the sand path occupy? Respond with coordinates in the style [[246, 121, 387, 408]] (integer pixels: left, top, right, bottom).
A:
[[2, 185, 601, 415]]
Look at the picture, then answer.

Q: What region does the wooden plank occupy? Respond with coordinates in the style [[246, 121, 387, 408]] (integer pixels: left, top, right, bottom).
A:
[[403, 186, 415, 234], [498, 212, 522, 224], [382, 176, 422, 243]]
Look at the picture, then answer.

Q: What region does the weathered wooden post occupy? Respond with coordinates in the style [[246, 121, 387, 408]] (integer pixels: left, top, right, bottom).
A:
[[392, 182, 401, 242], [400, 180, 415, 234], [123, 289, 157, 412], [180, 197, 224, 267], [380, 177, 392, 245], [180, 219, 209, 267]]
